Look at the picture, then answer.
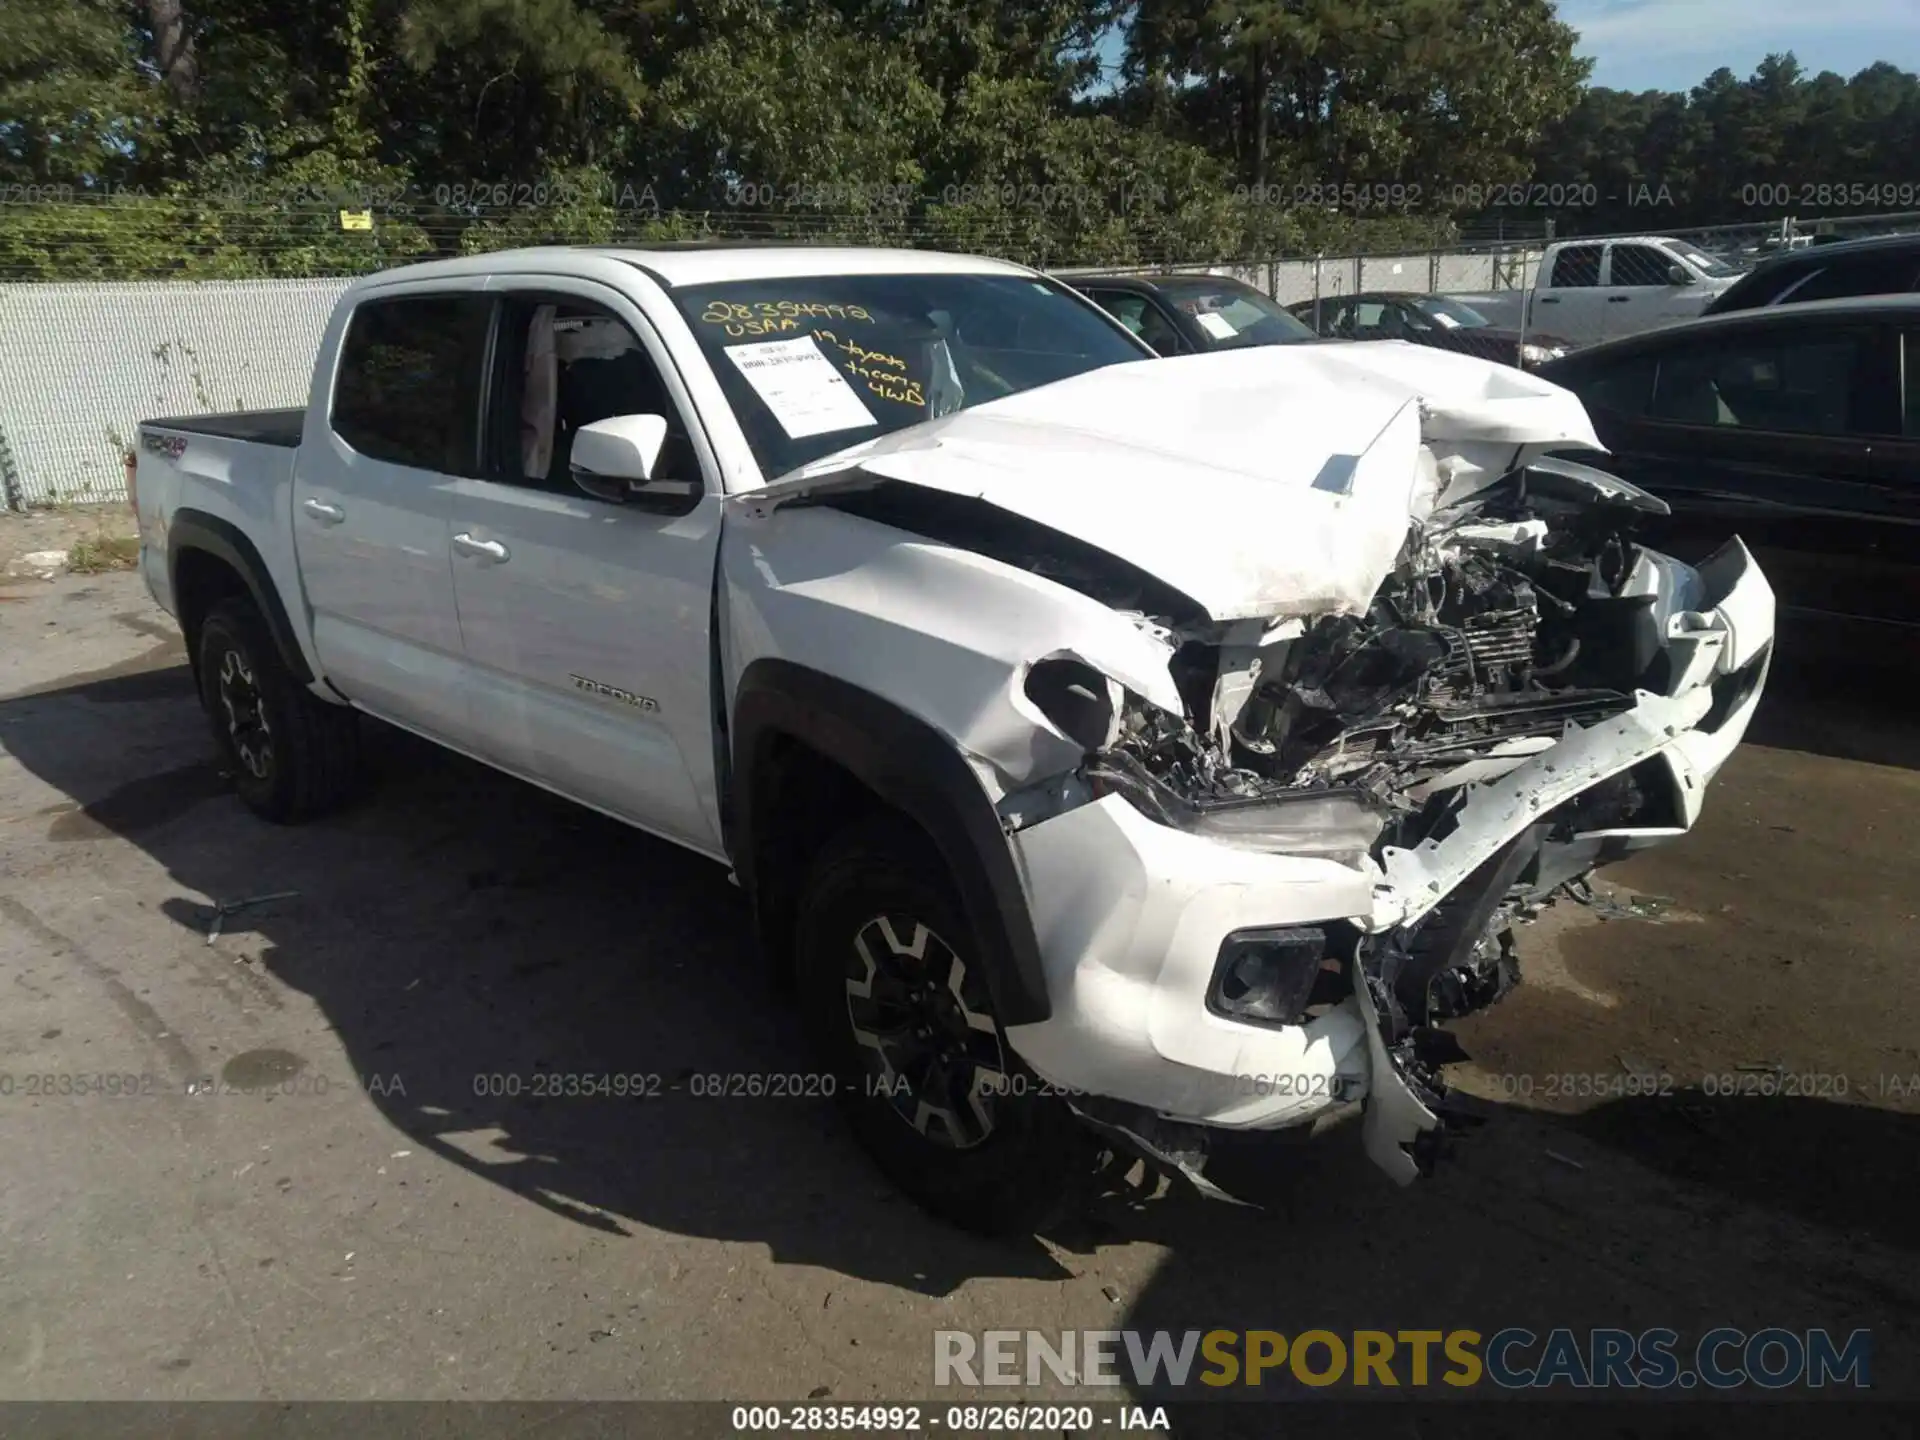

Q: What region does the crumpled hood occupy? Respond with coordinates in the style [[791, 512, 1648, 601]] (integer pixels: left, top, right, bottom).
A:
[[733, 340, 1604, 622]]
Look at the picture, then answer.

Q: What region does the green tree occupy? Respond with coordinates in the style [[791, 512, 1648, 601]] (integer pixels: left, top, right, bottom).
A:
[[1121, 0, 1588, 196], [0, 0, 158, 188]]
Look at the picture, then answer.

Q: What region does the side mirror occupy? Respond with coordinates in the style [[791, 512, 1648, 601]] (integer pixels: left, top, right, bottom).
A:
[[1667, 264, 1694, 286], [569, 414, 696, 507]]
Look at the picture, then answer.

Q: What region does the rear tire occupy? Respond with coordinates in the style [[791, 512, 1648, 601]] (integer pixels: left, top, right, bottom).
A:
[[794, 815, 1100, 1236], [197, 597, 360, 823]]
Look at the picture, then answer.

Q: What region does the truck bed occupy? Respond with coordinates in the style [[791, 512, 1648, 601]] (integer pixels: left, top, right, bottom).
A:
[[142, 407, 305, 448], [134, 410, 307, 647]]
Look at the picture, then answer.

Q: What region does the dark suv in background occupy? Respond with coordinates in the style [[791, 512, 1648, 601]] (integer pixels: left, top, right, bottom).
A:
[[1535, 294, 1920, 663], [1703, 233, 1920, 315]]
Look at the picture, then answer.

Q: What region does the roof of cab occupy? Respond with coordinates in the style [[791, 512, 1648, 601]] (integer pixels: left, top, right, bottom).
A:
[[347, 243, 1034, 289], [1743, 229, 1920, 271]]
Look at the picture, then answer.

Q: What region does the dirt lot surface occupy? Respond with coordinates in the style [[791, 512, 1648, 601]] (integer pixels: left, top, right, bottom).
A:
[[0, 507, 136, 578], [1, 542, 1916, 1425]]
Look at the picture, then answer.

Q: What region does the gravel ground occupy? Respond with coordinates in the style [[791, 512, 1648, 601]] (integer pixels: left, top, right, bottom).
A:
[[1, 542, 1915, 1425]]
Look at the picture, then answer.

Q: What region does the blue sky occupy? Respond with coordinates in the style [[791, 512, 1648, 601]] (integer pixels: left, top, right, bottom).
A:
[[1559, 0, 1918, 90], [1090, 3, 1914, 94]]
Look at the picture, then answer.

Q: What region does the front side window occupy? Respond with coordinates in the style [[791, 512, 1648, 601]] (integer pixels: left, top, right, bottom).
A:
[[1609, 244, 1680, 287], [1650, 331, 1868, 436], [1089, 290, 1184, 355], [332, 295, 492, 474], [490, 296, 700, 495], [674, 272, 1146, 478]]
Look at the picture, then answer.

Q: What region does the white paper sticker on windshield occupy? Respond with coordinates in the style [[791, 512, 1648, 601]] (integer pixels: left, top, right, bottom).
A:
[[1196, 311, 1237, 340], [724, 336, 877, 439], [1431, 313, 1460, 330]]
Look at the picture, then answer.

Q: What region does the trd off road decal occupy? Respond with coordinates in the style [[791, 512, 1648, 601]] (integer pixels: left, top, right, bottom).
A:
[[570, 674, 660, 713]]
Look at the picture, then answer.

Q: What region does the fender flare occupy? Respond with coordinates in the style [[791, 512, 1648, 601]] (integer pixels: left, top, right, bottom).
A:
[[168, 509, 314, 685], [731, 658, 1052, 1026]]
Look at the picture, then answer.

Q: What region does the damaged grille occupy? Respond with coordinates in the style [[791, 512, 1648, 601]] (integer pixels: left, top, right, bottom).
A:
[[1459, 609, 1535, 672], [1099, 472, 1656, 826]]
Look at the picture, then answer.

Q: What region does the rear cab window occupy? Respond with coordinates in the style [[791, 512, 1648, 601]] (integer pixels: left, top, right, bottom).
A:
[[331, 294, 493, 475]]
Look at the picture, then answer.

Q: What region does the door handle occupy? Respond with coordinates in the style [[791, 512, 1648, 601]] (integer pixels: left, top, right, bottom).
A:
[[453, 532, 510, 563], [1608, 295, 1632, 303], [1537, 295, 1559, 303], [302, 499, 345, 525]]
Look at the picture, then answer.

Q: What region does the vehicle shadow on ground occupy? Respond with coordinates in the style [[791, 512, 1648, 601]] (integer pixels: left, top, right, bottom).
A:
[[2, 656, 1082, 1296], [4, 652, 1918, 1325]]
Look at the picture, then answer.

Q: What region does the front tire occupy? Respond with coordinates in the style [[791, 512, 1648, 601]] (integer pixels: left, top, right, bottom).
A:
[[794, 816, 1100, 1236], [197, 597, 360, 823]]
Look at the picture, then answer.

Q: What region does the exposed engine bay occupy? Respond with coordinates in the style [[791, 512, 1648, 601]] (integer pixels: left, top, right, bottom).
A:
[[1090, 464, 1671, 822]]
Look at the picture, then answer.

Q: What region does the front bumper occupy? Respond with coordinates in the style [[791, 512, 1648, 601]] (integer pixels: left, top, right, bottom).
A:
[[1002, 538, 1774, 1183]]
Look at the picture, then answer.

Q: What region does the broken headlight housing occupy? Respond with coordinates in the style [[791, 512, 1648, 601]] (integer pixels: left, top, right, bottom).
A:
[[1086, 748, 1390, 863], [1177, 790, 1390, 861]]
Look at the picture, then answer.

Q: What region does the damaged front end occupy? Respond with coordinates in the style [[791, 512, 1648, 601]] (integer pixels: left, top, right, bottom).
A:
[[727, 345, 1773, 1193], [1021, 456, 1772, 1180]]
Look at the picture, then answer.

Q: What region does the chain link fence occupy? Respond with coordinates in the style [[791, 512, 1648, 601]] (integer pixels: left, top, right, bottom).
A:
[[1058, 244, 1541, 312], [0, 278, 352, 507]]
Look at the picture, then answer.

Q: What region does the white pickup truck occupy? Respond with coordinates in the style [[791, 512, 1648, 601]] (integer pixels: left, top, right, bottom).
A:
[[131, 244, 1775, 1233], [1450, 235, 1748, 347]]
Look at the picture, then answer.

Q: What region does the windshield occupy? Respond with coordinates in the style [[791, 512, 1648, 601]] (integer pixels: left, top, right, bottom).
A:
[[1664, 241, 1743, 279], [1153, 279, 1318, 349], [1407, 295, 1491, 329], [673, 273, 1147, 478]]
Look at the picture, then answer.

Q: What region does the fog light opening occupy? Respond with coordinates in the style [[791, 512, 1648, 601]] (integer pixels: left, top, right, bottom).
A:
[[1207, 926, 1330, 1028]]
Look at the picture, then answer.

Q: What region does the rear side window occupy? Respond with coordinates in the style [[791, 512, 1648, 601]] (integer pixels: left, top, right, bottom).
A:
[[1566, 353, 1659, 416], [333, 295, 493, 474], [1548, 245, 1603, 288], [1708, 264, 1802, 313], [1649, 330, 1869, 436], [1313, 298, 1352, 334], [1781, 253, 1920, 305]]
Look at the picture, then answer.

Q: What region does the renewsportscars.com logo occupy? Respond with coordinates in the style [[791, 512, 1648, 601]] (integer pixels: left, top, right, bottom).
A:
[[933, 1327, 1872, 1391]]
